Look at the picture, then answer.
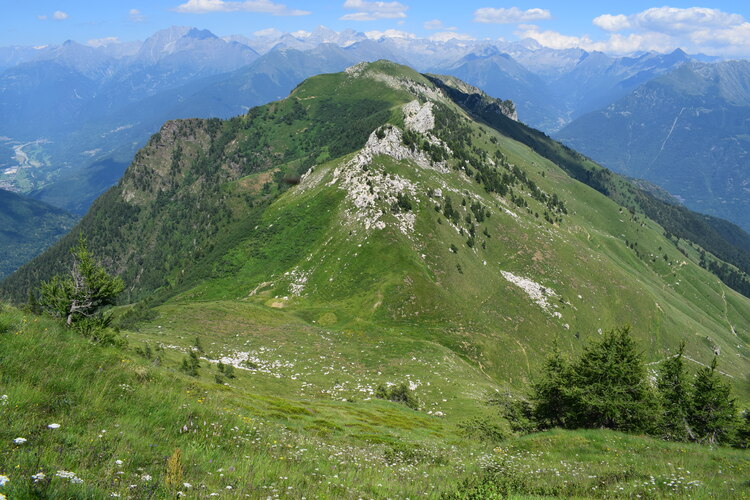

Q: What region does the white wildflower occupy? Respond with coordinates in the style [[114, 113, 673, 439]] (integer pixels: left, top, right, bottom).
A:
[[141, 474, 152, 482], [0, 395, 7, 405], [115, 460, 123, 466], [183, 483, 192, 489], [56, 470, 83, 484], [0, 474, 8, 486], [14, 437, 27, 444], [32, 472, 45, 482], [47, 423, 61, 429]]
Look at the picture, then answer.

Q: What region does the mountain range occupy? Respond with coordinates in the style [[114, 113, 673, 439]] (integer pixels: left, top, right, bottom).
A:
[[558, 60, 750, 231], [0, 27, 702, 214], [2, 25, 750, 284]]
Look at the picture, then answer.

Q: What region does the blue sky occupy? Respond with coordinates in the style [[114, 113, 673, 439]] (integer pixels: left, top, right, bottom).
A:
[[3, 1, 750, 57]]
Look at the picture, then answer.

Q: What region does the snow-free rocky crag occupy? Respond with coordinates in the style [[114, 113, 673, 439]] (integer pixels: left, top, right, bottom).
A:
[[5, 60, 749, 397]]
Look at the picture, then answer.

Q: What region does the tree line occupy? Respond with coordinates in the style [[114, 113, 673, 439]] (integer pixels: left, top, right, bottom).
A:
[[495, 326, 749, 448]]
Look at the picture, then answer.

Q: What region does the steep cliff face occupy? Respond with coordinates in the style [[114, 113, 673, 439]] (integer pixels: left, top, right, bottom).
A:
[[426, 73, 518, 121]]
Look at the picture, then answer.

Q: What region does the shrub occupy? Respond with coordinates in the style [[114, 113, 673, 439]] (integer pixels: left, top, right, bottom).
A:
[[375, 382, 419, 410]]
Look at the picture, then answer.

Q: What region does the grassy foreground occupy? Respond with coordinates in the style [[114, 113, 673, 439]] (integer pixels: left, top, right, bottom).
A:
[[1, 304, 749, 499]]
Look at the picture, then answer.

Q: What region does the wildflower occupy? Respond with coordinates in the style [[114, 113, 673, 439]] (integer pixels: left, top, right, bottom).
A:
[[0, 493, 6, 500], [14, 437, 27, 444], [110, 494, 120, 498], [56, 471, 73, 480], [0, 475, 8, 486], [115, 460, 123, 466], [47, 423, 61, 429], [32, 472, 45, 482], [183, 483, 192, 489], [141, 474, 152, 482], [0, 395, 7, 405]]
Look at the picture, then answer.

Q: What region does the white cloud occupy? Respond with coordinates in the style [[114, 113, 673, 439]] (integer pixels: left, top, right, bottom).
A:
[[174, 0, 310, 16], [474, 7, 551, 24], [87, 37, 120, 47], [592, 14, 630, 32], [428, 31, 474, 42], [424, 19, 456, 31], [37, 11, 69, 21], [129, 9, 146, 23], [341, 0, 408, 21], [515, 27, 592, 50], [594, 7, 744, 34], [517, 24, 716, 56], [253, 27, 283, 37], [587, 7, 750, 57], [364, 29, 415, 40]]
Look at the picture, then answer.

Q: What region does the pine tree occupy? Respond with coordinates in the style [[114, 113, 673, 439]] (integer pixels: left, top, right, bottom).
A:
[[735, 410, 750, 449], [39, 235, 124, 327], [657, 341, 692, 441], [531, 343, 572, 429], [689, 357, 737, 445], [566, 326, 656, 432]]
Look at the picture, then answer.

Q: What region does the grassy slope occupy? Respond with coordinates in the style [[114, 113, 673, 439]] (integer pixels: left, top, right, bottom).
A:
[[1, 306, 749, 499], [146, 63, 749, 396]]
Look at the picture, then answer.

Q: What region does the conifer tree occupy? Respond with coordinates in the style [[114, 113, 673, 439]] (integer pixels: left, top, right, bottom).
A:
[[531, 343, 572, 429], [566, 326, 656, 432], [735, 410, 750, 449], [657, 341, 693, 441], [39, 235, 124, 328], [689, 357, 737, 445]]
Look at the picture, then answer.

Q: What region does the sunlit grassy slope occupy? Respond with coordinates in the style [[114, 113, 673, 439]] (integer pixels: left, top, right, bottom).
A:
[[1, 305, 749, 498]]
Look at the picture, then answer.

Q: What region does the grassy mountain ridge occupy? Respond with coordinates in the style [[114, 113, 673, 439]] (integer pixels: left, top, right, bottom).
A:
[[3, 61, 748, 394], [428, 73, 750, 300]]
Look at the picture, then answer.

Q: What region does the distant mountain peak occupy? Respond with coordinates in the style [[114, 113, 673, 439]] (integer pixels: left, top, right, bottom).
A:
[[185, 28, 218, 40]]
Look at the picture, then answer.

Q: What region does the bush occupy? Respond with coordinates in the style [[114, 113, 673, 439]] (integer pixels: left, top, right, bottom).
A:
[[375, 382, 419, 410], [458, 416, 510, 442], [488, 391, 536, 434], [181, 351, 201, 377]]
